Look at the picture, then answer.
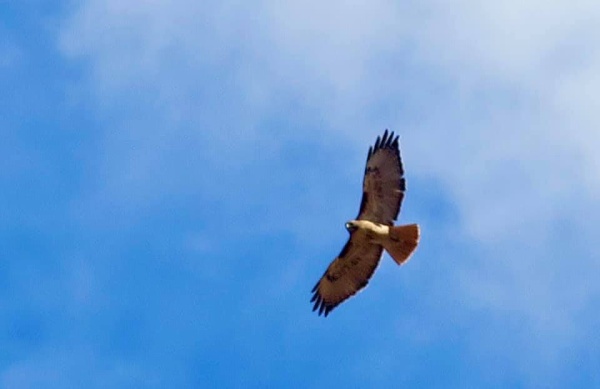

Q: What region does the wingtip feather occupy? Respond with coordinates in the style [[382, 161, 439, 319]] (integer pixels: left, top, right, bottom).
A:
[[311, 280, 319, 293], [374, 135, 381, 150], [373, 129, 400, 151], [381, 130, 389, 146], [312, 298, 320, 312]]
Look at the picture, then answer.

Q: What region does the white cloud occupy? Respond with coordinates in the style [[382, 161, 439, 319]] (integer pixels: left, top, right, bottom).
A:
[[59, 0, 600, 376], [414, 2, 597, 78], [59, 0, 600, 191]]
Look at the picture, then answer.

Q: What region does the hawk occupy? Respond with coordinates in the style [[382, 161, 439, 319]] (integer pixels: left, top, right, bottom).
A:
[[310, 130, 420, 317]]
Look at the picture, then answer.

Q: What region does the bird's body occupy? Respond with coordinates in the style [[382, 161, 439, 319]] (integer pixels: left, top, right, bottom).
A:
[[310, 130, 420, 317], [345, 220, 389, 244]]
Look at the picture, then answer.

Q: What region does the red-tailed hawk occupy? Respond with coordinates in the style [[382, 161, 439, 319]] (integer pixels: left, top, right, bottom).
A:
[[311, 130, 420, 317]]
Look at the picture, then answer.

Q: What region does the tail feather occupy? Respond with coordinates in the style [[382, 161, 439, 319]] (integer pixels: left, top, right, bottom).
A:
[[384, 224, 420, 266]]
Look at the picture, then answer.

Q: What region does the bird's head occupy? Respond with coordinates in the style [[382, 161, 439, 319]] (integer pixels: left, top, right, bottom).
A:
[[345, 221, 358, 233]]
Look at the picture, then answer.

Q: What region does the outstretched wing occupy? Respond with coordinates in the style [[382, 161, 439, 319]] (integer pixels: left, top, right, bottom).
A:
[[356, 129, 405, 225], [310, 234, 383, 317]]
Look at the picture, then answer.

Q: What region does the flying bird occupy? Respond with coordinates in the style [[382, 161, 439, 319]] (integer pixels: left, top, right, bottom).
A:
[[310, 130, 420, 317]]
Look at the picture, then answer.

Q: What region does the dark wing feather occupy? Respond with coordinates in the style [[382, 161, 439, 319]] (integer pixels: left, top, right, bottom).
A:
[[310, 233, 383, 317], [356, 129, 405, 225]]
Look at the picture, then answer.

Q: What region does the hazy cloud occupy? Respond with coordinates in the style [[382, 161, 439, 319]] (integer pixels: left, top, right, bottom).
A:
[[57, 0, 600, 383]]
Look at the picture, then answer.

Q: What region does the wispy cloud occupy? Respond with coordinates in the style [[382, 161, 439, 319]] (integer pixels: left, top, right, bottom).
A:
[[4, 0, 589, 385]]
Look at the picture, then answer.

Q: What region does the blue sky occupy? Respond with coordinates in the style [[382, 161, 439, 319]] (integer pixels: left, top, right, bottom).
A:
[[2, 1, 600, 387]]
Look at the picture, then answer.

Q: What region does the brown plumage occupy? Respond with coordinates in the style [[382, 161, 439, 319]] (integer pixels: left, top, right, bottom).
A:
[[311, 130, 420, 317]]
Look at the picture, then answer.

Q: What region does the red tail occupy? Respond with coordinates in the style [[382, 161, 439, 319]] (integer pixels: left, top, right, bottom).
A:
[[384, 224, 420, 266]]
